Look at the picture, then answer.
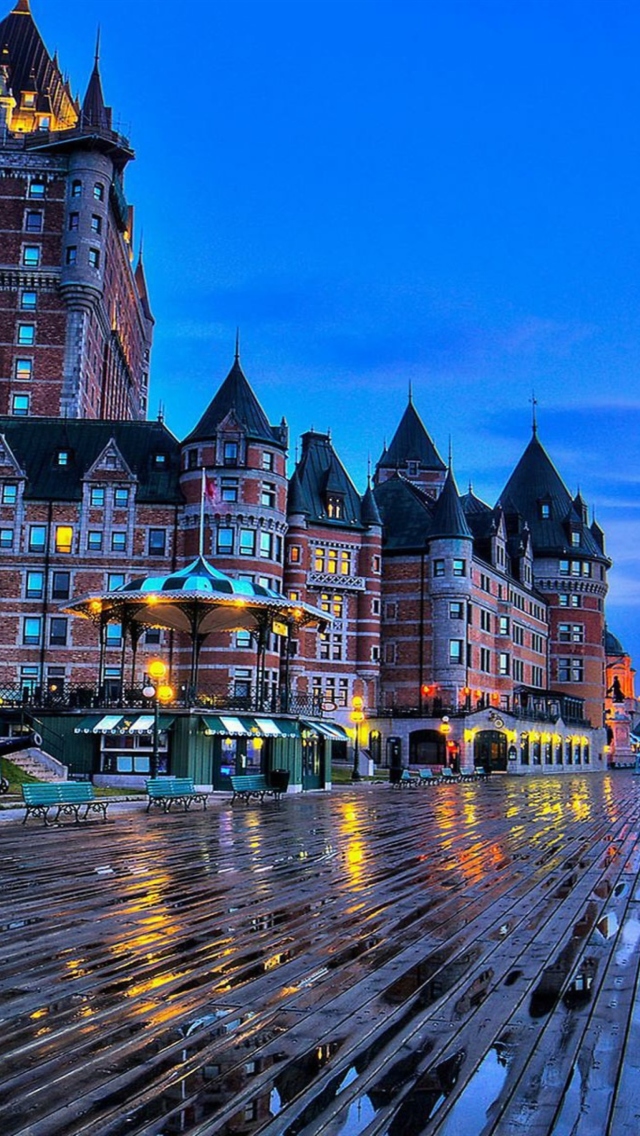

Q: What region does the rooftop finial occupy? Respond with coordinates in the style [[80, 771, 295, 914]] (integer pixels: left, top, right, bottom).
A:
[[448, 435, 453, 470], [408, 379, 413, 404], [94, 26, 101, 66], [234, 327, 240, 362], [530, 390, 538, 436]]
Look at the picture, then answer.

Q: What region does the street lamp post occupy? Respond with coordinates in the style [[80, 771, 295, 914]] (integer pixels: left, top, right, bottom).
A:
[[143, 660, 173, 779], [351, 695, 365, 782]]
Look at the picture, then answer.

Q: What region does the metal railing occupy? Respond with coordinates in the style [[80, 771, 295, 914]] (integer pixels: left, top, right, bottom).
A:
[[0, 683, 323, 718]]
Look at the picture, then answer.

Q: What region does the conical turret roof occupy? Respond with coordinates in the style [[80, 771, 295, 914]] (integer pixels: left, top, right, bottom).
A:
[[81, 47, 110, 131], [499, 430, 606, 560], [428, 467, 472, 541], [361, 482, 382, 527], [376, 397, 445, 474], [185, 355, 283, 446]]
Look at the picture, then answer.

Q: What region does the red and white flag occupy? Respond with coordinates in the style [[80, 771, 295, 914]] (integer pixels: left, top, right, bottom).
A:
[[203, 472, 216, 508]]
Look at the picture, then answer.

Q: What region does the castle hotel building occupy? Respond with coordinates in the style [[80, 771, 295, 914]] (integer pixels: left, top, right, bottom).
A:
[[0, 2, 627, 779]]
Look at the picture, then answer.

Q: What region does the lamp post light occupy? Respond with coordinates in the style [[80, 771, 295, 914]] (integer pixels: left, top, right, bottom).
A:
[[143, 660, 173, 778], [351, 695, 365, 782]]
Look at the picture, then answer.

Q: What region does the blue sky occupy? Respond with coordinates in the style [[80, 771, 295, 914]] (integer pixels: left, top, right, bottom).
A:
[[35, 0, 640, 667]]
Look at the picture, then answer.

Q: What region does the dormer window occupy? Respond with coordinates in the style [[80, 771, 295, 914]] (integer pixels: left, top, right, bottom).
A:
[[153, 453, 167, 468], [327, 495, 344, 519], [406, 460, 419, 477], [56, 449, 70, 467], [570, 531, 581, 547], [22, 92, 36, 108], [539, 500, 551, 519]]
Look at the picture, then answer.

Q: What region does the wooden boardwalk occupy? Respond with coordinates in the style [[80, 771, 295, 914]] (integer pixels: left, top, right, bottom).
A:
[[1, 773, 640, 1135]]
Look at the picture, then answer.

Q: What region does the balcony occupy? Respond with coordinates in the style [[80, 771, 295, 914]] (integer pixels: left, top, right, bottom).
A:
[[307, 571, 365, 591]]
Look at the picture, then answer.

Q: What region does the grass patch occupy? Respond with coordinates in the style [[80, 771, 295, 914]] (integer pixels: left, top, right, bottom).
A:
[[0, 758, 40, 792]]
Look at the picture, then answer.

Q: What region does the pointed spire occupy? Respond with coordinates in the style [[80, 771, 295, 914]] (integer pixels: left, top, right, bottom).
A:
[[361, 482, 383, 527], [235, 327, 240, 362], [408, 379, 413, 404], [12, 1, 31, 13], [530, 390, 538, 436], [448, 435, 452, 470], [429, 467, 472, 541], [81, 33, 109, 131]]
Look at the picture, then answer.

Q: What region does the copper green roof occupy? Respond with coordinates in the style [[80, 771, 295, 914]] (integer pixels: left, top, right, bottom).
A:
[[0, 417, 182, 503], [605, 629, 626, 657], [185, 356, 285, 447], [499, 431, 608, 562], [289, 431, 367, 529], [374, 474, 433, 551], [376, 397, 445, 474], [0, 1, 76, 127]]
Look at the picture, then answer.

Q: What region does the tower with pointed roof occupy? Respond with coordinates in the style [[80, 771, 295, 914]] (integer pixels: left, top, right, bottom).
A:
[[179, 350, 290, 700], [374, 391, 446, 497], [499, 424, 610, 727], [0, 0, 152, 421]]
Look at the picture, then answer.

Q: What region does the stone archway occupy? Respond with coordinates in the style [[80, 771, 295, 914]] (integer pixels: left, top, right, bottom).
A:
[[474, 729, 508, 772]]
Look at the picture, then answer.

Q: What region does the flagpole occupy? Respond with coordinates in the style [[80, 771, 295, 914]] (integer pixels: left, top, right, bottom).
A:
[[199, 468, 205, 557]]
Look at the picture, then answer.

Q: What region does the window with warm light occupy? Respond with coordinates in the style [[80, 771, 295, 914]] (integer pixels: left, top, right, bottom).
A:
[[55, 525, 73, 554]]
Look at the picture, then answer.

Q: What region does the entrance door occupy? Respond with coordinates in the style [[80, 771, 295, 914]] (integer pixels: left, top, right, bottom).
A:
[[474, 730, 508, 772], [302, 733, 323, 789], [410, 729, 446, 765]]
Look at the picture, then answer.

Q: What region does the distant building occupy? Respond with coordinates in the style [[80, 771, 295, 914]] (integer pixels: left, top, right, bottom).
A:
[[0, 0, 153, 422]]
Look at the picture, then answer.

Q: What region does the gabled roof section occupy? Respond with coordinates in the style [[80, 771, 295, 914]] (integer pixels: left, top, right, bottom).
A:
[[428, 468, 472, 541], [373, 474, 434, 552], [499, 431, 607, 561], [0, 0, 77, 129], [376, 397, 445, 475], [0, 418, 183, 503], [84, 437, 136, 483], [185, 356, 284, 447], [290, 431, 365, 529]]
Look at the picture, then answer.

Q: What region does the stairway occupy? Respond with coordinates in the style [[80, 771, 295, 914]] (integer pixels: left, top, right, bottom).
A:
[[5, 747, 68, 783]]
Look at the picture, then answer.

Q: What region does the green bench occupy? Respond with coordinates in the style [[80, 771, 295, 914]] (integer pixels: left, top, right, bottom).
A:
[[230, 773, 283, 804], [146, 777, 209, 814], [22, 782, 109, 826], [418, 768, 441, 786], [393, 769, 419, 789]]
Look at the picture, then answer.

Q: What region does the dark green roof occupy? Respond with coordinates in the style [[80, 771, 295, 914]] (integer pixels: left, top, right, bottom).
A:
[[373, 474, 433, 551], [0, 1, 76, 126], [376, 398, 445, 474], [428, 468, 472, 540], [185, 357, 284, 447], [289, 431, 366, 529], [499, 431, 608, 562], [605, 628, 626, 657], [0, 418, 183, 503]]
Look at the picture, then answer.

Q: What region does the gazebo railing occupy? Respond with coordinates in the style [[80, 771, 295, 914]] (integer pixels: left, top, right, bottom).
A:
[[0, 682, 324, 718]]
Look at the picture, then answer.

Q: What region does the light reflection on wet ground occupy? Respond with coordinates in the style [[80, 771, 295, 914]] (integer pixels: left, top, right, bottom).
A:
[[1, 772, 640, 1134]]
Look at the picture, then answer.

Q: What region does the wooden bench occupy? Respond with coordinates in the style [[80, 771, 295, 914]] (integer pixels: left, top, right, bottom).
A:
[[22, 782, 109, 826], [230, 774, 282, 804], [146, 777, 209, 814]]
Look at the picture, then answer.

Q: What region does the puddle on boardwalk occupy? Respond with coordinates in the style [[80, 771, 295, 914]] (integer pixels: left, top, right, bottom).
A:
[[429, 1043, 511, 1136], [562, 958, 598, 1010]]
